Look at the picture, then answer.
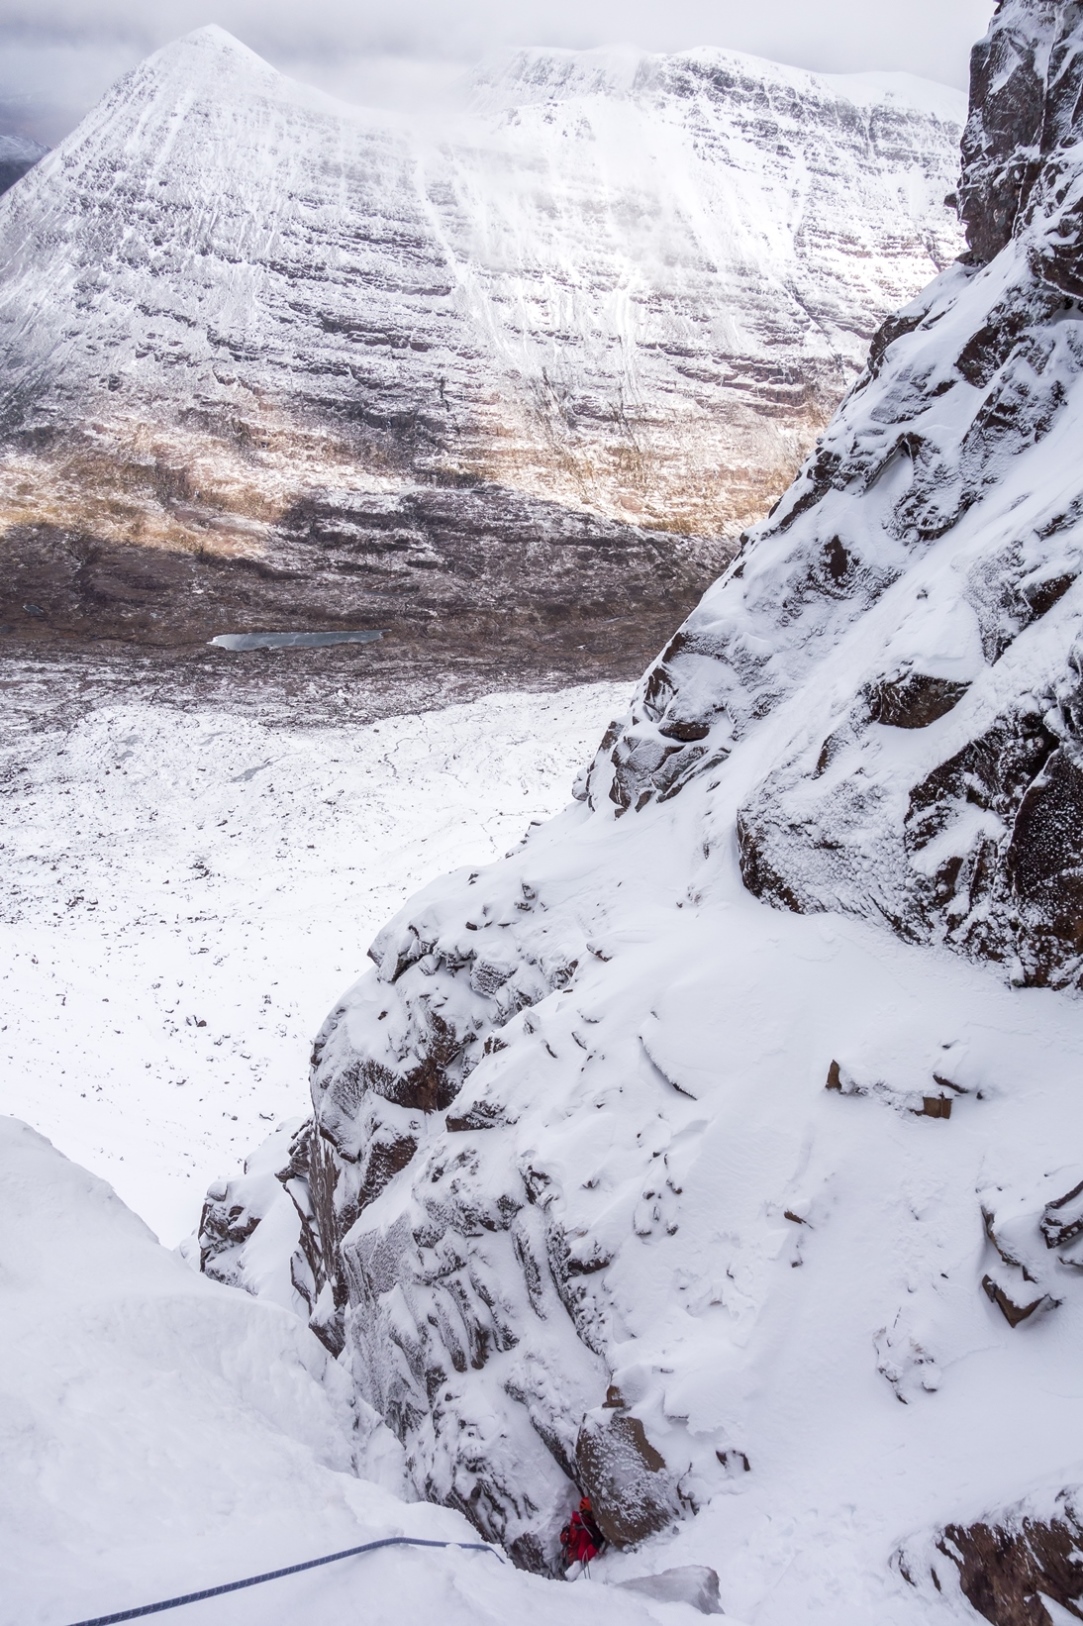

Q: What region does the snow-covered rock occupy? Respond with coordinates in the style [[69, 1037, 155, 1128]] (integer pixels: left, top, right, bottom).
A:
[[0, 1114, 727, 1626], [0, 26, 962, 642], [203, 3, 1083, 1617], [590, 0, 1083, 992]]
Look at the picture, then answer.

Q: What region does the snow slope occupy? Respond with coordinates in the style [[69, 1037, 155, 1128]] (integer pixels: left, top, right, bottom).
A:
[[215, 770, 1083, 1612], [0, 26, 963, 569], [205, 2, 1083, 1618], [0, 1115, 715, 1626], [0, 683, 627, 1244]]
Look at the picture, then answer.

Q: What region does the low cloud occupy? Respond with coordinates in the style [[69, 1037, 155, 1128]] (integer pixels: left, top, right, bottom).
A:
[[0, 0, 993, 143]]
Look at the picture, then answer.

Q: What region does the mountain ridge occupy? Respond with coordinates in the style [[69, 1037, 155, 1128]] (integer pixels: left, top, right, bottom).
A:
[[468, 39, 967, 121], [0, 26, 962, 664]]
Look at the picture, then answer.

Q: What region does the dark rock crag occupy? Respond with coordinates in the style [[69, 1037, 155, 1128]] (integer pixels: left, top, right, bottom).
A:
[[899, 1487, 1083, 1626]]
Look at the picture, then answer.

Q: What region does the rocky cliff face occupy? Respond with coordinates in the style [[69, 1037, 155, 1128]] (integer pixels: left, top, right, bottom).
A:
[[0, 28, 962, 651], [201, 4, 1083, 1619]]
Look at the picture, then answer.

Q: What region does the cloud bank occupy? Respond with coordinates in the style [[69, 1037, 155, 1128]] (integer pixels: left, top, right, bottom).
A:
[[0, 0, 993, 144]]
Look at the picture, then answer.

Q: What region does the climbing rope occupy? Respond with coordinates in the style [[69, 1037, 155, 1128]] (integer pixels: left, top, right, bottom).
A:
[[63, 1534, 505, 1626]]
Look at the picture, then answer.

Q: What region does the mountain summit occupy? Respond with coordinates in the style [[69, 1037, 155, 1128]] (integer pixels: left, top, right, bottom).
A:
[[204, 4, 1083, 1620]]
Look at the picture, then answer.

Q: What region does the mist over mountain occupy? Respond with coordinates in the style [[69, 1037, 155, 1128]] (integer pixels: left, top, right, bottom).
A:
[[0, 133, 47, 195]]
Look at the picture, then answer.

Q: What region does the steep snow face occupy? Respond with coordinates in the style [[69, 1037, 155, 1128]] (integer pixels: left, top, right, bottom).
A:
[[0, 26, 962, 571], [1, 1113, 398, 1622], [212, 790, 1083, 1613], [1, 1116, 718, 1626], [202, 1, 1083, 1617]]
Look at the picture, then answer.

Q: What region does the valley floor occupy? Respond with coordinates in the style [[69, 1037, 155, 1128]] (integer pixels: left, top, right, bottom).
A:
[[0, 653, 628, 1241]]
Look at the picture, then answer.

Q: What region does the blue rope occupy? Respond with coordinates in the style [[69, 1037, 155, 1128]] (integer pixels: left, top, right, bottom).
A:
[[63, 1535, 504, 1626]]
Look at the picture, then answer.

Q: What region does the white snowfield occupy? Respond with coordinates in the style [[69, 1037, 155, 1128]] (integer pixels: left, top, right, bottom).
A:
[[0, 25, 964, 540], [0, 1115, 719, 1626], [0, 684, 628, 1243]]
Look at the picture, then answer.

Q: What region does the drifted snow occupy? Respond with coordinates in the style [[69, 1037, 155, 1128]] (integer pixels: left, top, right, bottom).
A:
[[0, 683, 627, 1243], [0, 1115, 717, 1626]]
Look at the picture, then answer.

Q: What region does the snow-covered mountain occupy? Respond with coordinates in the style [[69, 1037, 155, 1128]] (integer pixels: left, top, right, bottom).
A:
[[0, 28, 962, 650], [202, 2, 1083, 1620]]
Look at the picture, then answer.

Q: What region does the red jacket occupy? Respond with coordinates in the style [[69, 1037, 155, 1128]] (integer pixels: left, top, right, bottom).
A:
[[560, 1504, 605, 1567]]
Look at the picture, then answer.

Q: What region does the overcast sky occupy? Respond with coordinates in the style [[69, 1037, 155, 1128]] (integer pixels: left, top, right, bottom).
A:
[[0, 0, 993, 145]]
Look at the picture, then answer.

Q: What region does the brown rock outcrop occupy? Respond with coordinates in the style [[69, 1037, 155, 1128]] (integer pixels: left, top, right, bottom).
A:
[[576, 1409, 681, 1547], [934, 1494, 1083, 1626]]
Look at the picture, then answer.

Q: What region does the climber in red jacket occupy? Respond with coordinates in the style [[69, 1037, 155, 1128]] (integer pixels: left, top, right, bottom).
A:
[[559, 1496, 606, 1574]]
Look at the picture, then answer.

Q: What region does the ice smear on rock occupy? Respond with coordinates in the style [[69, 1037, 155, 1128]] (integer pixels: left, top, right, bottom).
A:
[[206, 2, 1083, 1619]]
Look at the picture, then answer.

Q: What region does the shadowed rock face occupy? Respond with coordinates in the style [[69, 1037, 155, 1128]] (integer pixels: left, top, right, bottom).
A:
[[0, 27, 963, 650], [960, 0, 1083, 297], [0, 135, 46, 198], [958, 0, 1056, 265]]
